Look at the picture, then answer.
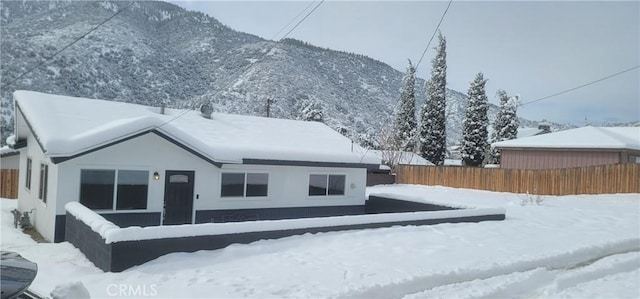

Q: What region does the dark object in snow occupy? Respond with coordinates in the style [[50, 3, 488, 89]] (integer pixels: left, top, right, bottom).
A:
[[200, 103, 213, 119], [10, 209, 33, 230], [0, 251, 38, 299]]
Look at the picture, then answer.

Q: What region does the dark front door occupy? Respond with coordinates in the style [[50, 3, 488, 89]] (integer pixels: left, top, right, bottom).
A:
[[163, 170, 195, 225]]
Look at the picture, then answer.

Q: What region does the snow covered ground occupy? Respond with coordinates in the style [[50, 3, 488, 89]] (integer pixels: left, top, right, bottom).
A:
[[1, 185, 639, 298]]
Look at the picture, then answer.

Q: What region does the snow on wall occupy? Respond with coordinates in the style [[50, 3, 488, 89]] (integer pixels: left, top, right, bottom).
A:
[[65, 202, 119, 238], [65, 202, 505, 244]]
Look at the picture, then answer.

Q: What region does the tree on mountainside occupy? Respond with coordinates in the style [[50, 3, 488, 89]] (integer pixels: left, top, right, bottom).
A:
[[419, 32, 447, 165], [296, 98, 324, 122], [393, 60, 417, 151], [461, 72, 489, 167]]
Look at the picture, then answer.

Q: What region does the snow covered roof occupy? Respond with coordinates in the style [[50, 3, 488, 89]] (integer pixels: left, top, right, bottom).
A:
[[14, 91, 380, 166], [517, 127, 545, 139], [493, 126, 640, 150], [370, 150, 435, 166]]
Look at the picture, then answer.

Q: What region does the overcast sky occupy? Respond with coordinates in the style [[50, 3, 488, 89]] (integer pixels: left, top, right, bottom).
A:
[[169, 1, 639, 125]]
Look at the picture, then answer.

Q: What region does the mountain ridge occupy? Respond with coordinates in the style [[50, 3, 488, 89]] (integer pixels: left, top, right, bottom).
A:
[[1, 0, 564, 148]]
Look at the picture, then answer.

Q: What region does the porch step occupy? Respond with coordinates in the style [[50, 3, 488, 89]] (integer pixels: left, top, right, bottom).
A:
[[23, 227, 46, 243]]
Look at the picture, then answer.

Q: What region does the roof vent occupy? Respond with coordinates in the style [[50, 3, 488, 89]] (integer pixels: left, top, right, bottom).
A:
[[200, 103, 213, 119]]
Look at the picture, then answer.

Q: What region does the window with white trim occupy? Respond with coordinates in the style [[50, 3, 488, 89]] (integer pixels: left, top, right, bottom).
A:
[[79, 169, 149, 210], [308, 174, 346, 196], [221, 173, 268, 197]]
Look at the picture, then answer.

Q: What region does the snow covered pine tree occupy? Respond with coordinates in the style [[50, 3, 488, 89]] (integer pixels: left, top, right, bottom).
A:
[[419, 32, 447, 165], [461, 72, 489, 167], [488, 89, 520, 164], [393, 60, 417, 151]]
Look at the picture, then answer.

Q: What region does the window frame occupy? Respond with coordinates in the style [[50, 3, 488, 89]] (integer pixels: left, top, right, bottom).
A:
[[220, 172, 269, 199], [79, 168, 150, 212], [25, 157, 32, 191], [308, 173, 347, 197], [38, 163, 48, 203], [115, 170, 150, 210]]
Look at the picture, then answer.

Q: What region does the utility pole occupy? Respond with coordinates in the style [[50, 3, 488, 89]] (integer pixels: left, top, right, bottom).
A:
[[266, 98, 276, 117]]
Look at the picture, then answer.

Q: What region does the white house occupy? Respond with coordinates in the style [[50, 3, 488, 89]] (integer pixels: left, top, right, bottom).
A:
[[10, 91, 380, 242]]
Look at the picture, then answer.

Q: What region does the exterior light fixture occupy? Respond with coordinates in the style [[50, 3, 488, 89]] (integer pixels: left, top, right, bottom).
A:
[[153, 172, 160, 180]]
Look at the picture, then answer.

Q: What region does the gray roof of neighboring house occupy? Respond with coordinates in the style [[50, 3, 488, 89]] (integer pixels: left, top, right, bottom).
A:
[[493, 126, 640, 150]]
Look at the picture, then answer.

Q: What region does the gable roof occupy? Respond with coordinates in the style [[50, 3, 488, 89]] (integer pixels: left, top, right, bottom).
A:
[[14, 90, 380, 166], [492, 126, 640, 150]]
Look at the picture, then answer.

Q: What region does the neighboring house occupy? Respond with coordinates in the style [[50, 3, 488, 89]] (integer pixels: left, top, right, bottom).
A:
[[492, 126, 640, 169], [370, 150, 435, 167], [516, 123, 552, 139], [9, 91, 380, 242], [1, 146, 19, 169]]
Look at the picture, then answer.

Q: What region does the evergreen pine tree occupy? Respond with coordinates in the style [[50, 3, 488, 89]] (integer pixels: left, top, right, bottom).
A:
[[488, 90, 520, 164], [461, 72, 489, 167], [419, 32, 447, 165], [393, 60, 417, 151]]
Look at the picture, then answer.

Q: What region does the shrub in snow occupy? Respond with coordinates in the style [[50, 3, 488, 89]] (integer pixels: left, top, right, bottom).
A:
[[419, 32, 447, 165], [520, 193, 545, 206], [377, 123, 414, 172]]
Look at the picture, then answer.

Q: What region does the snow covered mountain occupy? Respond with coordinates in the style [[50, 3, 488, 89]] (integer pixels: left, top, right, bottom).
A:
[[1, 0, 555, 148]]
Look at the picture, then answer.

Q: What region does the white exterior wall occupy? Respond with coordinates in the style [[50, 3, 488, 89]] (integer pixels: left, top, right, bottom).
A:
[[56, 133, 217, 217], [215, 164, 366, 210], [1, 154, 19, 169], [17, 132, 58, 242], [55, 133, 367, 226]]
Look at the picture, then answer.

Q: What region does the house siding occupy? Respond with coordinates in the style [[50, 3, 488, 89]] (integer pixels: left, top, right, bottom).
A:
[[501, 149, 620, 169], [17, 130, 59, 242], [43, 133, 367, 242]]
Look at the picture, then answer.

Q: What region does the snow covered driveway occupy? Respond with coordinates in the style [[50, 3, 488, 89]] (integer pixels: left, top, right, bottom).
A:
[[1, 185, 639, 298]]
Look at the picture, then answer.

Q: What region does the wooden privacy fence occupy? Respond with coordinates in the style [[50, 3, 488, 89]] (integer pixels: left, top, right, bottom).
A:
[[396, 164, 640, 195], [1, 169, 19, 199]]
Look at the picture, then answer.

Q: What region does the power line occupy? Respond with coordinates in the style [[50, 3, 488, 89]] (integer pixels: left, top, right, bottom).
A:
[[279, 0, 324, 43], [415, 0, 453, 70], [392, 0, 452, 113], [3, 2, 134, 89], [157, 0, 326, 129], [519, 65, 639, 107], [270, 1, 318, 41]]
